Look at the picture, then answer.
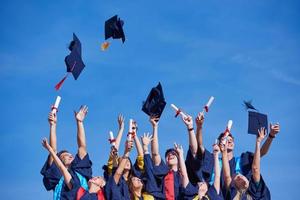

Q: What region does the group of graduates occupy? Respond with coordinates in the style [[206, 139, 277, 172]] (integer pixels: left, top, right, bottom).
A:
[[41, 104, 280, 200]]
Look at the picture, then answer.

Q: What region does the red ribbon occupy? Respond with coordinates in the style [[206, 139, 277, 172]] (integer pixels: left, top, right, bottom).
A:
[[204, 105, 209, 112], [127, 132, 136, 138], [108, 138, 116, 144], [51, 105, 58, 113], [175, 109, 181, 117]]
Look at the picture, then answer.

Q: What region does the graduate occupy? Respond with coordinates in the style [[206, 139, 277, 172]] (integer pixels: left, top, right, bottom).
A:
[[41, 138, 106, 200], [142, 117, 181, 200], [193, 112, 280, 184], [40, 106, 93, 200], [221, 127, 271, 200], [105, 139, 134, 200], [175, 142, 223, 200]]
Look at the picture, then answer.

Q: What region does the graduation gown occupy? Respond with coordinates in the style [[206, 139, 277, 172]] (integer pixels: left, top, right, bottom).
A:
[[143, 154, 181, 200], [225, 175, 271, 200], [41, 153, 93, 200], [105, 175, 130, 200], [181, 182, 224, 200]]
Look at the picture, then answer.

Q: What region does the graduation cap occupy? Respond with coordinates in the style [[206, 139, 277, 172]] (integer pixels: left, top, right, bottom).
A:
[[248, 111, 268, 135], [142, 82, 166, 118], [55, 33, 86, 90], [101, 15, 125, 51], [243, 100, 257, 111]]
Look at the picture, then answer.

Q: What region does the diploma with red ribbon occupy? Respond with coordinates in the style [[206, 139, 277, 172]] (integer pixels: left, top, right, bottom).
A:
[[51, 96, 61, 114], [171, 104, 187, 118], [108, 131, 116, 146]]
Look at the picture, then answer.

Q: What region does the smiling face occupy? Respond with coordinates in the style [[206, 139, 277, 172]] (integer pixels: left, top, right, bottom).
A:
[[165, 151, 178, 166], [130, 176, 143, 189], [88, 176, 106, 189], [59, 152, 74, 167]]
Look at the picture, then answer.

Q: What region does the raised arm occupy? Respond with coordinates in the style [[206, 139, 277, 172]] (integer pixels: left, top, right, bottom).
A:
[[174, 143, 189, 188], [181, 115, 198, 157], [220, 140, 231, 189], [150, 117, 161, 166], [75, 105, 88, 159], [42, 138, 72, 190], [141, 133, 153, 155], [113, 140, 133, 184], [47, 112, 57, 165], [260, 123, 280, 157], [195, 112, 205, 154], [115, 114, 125, 151], [213, 143, 221, 194], [133, 124, 144, 157], [253, 127, 266, 182]]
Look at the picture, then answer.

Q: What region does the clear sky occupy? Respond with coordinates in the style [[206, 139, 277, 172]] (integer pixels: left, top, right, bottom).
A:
[[1, 0, 299, 199]]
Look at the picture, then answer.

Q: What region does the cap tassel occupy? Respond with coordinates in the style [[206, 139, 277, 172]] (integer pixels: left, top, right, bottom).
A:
[[55, 74, 68, 90], [101, 41, 110, 51]]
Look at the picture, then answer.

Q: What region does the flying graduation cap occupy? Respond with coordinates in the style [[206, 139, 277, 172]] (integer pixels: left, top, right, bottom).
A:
[[55, 33, 86, 90], [244, 100, 268, 135], [101, 15, 125, 51], [142, 82, 166, 118]]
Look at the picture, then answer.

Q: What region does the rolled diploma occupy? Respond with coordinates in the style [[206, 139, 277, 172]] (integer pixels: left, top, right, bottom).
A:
[[204, 96, 214, 112], [170, 104, 187, 118], [51, 96, 61, 114], [109, 131, 115, 146], [224, 120, 233, 137], [128, 119, 133, 141]]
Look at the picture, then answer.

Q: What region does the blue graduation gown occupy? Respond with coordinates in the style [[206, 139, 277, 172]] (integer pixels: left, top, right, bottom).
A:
[[40, 153, 93, 200], [105, 175, 130, 200], [225, 175, 270, 200], [143, 154, 181, 200], [181, 182, 224, 200], [190, 148, 254, 185]]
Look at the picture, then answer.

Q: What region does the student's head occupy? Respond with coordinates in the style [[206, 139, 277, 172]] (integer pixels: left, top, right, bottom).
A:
[[128, 175, 144, 191], [197, 181, 208, 197], [218, 133, 235, 152], [165, 148, 178, 167], [233, 174, 249, 192], [88, 176, 106, 190], [118, 156, 132, 171], [57, 150, 74, 167]]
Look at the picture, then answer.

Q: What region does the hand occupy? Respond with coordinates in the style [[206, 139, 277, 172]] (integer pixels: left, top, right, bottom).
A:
[[75, 105, 88, 122], [219, 138, 228, 153], [110, 146, 119, 158], [257, 127, 266, 143], [174, 143, 184, 158], [48, 112, 57, 125], [195, 112, 204, 128], [270, 123, 280, 137], [213, 143, 220, 155], [132, 120, 138, 133], [125, 140, 134, 153], [141, 132, 153, 146], [149, 117, 159, 128], [42, 138, 51, 150], [181, 114, 193, 129], [118, 114, 125, 130]]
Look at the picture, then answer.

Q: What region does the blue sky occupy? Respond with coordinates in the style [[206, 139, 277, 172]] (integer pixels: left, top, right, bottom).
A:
[[1, 0, 299, 199]]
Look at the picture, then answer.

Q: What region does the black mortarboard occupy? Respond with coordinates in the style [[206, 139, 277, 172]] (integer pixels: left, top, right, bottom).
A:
[[248, 111, 268, 135], [142, 82, 166, 118], [64, 33, 85, 80], [105, 15, 125, 43], [244, 100, 257, 111], [55, 33, 85, 90]]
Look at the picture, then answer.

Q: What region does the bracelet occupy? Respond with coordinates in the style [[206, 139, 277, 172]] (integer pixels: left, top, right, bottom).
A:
[[269, 134, 275, 139], [188, 127, 194, 131]]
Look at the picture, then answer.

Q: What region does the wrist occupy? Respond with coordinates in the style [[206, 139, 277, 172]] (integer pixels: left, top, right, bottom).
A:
[[269, 133, 275, 139], [187, 127, 194, 132]]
